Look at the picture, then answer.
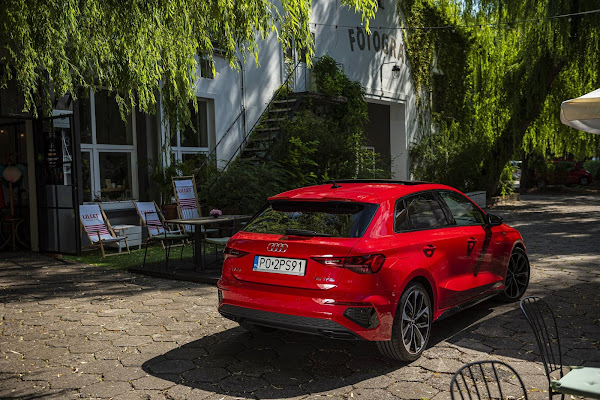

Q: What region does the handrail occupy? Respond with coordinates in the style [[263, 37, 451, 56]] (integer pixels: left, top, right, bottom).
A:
[[205, 60, 303, 189], [194, 107, 244, 175]]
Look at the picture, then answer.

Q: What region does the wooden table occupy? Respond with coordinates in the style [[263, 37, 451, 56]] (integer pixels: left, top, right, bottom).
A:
[[165, 215, 252, 270]]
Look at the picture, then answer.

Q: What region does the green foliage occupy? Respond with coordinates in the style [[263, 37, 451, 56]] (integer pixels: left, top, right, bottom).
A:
[[0, 0, 377, 126], [498, 164, 515, 197], [151, 157, 201, 204], [196, 54, 386, 214], [401, 0, 600, 195], [583, 160, 600, 180], [198, 159, 290, 215]]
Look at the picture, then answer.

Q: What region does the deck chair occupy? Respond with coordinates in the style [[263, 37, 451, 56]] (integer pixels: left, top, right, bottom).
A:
[[80, 204, 130, 258], [172, 176, 228, 266], [172, 175, 219, 237], [133, 201, 192, 269], [451, 360, 528, 400], [520, 296, 600, 400]]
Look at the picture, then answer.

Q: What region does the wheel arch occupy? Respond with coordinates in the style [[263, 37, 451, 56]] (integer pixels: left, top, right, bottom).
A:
[[395, 272, 437, 320]]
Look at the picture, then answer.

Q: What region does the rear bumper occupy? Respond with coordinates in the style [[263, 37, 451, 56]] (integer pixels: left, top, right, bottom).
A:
[[219, 304, 361, 340], [217, 279, 395, 341]]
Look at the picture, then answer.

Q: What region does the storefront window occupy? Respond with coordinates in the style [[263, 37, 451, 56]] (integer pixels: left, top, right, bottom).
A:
[[78, 96, 92, 144], [81, 151, 92, 202], [171, 98, 210, 162], [94, 91, 133, 145], [79, 89, 138, 201], [99, 153, 132, 200]]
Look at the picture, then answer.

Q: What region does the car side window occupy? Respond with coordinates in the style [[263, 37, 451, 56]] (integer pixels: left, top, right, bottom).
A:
[[394, 199, 409, 232], [439, 191, 486, 226], [405, 193, 449, 230]]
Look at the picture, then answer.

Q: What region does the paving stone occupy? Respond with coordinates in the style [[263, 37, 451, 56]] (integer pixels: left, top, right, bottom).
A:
[[388, 381, 439, 399], [81, 380, 133, 397], [147, 359, 196, 374], [131, 375, 176, 390], [1, 195, 599, 399]]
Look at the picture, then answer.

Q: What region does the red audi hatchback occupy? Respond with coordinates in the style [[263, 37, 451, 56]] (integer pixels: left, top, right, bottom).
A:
[[217, 180, 529, 361]]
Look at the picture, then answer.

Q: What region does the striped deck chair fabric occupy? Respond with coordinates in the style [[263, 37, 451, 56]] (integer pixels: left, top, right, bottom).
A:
[[134, 201, 186, 240], [173, 177, 201, 233], [80, 204, 130, 257]]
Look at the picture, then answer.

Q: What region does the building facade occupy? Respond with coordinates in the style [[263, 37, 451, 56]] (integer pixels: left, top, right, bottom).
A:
[[0, 0, 419, 255]]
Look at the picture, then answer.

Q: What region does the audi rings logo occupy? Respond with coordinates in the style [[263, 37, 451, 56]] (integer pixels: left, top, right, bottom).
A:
[[267, 243, 288, 253]]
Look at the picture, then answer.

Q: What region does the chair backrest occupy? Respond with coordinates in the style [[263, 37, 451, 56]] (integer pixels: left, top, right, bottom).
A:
[[520, 296, 563, 380], [80, 204, 113, 242], [134, 201, 165, 236], [172, 176, 200, 232], [450, 360, 528, 400]]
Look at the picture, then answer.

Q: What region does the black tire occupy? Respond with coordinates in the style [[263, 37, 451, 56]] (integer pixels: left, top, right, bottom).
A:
[[376, 282, 432, 362], [579, 176, 590, 186], [496, 247, 530, 302], [238, 321, 276, 334]]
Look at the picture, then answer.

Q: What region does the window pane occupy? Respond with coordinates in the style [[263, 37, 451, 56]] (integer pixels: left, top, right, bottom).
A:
[[244, 201, 379, 238], [94, 91, 133, 145], [407, 193, 448, 230], [79, 95, 92, 144], [81, 151, 92, 202], [99, 152, 132, 200], [439, 191, 485, 226], [394, 200, 409, 232], [181, 100, 208, 147]]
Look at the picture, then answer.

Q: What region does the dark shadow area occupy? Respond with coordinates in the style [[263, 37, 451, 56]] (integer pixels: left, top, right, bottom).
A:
[[142, 279, 600, 399]]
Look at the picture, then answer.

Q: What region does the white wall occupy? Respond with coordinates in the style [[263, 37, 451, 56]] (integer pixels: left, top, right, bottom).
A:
[[175, 1, 420, 179], [195, 35, 284, 168], [311, 0, 419, 179]]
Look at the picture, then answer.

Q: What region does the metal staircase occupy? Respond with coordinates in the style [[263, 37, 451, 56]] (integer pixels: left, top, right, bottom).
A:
[[239, 94, 304, 162]]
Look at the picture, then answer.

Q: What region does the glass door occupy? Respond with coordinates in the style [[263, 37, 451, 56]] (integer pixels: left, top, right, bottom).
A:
[[34, 114, 81, 254]]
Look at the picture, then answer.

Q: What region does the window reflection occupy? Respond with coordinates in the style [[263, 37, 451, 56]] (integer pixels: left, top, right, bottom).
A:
[[94, 91, 133, 145], [99, 152, 132, 200]]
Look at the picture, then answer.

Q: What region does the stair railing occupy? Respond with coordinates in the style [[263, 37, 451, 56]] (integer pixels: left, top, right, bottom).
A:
[[203, 60, 302, 190], [220, 60, 301, 171]]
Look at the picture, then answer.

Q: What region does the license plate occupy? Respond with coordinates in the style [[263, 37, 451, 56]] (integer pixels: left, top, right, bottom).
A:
[[253, 255, 307, 276]]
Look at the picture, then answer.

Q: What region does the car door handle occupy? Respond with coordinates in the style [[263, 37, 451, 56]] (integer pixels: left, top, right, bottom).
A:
[[423, 244, 436, 257], [467, 237, 477, 249]]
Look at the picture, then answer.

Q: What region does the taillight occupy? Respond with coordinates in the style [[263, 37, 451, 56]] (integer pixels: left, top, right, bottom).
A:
[[223, 246, 249, 259], [312, 254, 385, 274]]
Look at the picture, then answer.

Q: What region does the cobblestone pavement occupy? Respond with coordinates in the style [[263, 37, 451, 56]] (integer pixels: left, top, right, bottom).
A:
[[1, 194, 599, 400]]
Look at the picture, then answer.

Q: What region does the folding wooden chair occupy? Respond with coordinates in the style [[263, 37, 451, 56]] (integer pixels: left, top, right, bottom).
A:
[[172, 175, 221, 236], [133, 201, 192, 269], [80, 204, 130, 258], [172, 176, 228, 266]]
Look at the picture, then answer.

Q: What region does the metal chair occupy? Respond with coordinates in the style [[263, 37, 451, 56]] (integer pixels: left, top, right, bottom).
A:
[[520, 296, 600, 399], [133, 201, 192, 269], [450, 360, 528, 400]]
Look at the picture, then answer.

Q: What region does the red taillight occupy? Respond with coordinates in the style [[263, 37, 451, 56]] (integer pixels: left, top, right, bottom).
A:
[[312, 254, 385, 274], [223, 246, 249, 259]]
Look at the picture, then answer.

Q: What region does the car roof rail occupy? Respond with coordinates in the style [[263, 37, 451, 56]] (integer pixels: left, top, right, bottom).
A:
[[324, 179, 430, 186]]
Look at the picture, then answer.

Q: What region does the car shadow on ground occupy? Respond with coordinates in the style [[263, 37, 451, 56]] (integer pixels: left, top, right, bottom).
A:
[[141, 281, 600, 399]]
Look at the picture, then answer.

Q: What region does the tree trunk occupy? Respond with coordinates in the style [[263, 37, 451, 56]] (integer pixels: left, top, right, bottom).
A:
[[483, 61, 565, 196]]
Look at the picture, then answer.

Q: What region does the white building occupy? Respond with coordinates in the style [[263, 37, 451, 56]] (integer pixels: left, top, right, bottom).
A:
[[0, 0, 419, 255]]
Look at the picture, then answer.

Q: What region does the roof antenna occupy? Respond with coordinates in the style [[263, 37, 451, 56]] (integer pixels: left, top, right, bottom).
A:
[[331, 180, 341, 189]]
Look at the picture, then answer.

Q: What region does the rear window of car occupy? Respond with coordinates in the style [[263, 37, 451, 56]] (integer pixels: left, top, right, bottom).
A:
[[242, 201, 379, 238]]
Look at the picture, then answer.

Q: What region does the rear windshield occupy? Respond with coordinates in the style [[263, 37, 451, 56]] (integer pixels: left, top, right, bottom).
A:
[[243, 201, 379, 238]]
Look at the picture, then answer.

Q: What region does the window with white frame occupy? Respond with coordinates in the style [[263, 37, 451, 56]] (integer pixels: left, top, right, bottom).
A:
[[79, 90, 138, 202], [170, 99, 210, 162]]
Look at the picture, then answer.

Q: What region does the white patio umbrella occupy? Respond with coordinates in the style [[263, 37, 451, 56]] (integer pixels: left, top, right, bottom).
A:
[[560, 88, 600, 134]]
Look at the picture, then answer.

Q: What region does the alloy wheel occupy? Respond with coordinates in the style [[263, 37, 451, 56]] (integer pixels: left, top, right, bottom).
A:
[[401, 288, 431, 355], [504, 250, 529, 299]]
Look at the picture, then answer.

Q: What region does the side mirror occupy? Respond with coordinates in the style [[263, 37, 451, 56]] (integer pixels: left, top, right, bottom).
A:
[[486, 213, 503, 227]]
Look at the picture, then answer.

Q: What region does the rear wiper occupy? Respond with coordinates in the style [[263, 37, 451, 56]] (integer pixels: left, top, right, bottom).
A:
[[285, 228, 332, 237]]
